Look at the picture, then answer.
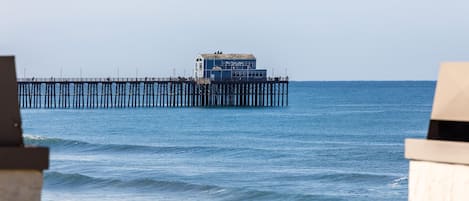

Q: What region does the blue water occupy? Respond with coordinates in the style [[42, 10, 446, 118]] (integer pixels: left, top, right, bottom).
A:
[[22, 81, 434, 201]]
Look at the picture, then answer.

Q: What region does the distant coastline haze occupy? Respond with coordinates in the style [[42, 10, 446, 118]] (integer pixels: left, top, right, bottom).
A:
[[1, 0, 469, 80]]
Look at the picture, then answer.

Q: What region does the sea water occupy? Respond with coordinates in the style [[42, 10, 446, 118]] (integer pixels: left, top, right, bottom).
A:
[[22, 81, 434, 201]]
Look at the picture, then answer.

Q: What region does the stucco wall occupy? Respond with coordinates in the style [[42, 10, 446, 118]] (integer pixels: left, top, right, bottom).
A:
[[0, 170, 43, 201], [409, 160, 469, 201]]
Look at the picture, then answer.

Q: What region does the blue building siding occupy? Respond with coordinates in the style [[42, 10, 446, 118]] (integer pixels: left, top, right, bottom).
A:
[[198, 54, 267, 81]]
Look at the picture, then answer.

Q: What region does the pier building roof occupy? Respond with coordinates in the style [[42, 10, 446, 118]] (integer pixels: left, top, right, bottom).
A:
[[200, 54, 256, 60]]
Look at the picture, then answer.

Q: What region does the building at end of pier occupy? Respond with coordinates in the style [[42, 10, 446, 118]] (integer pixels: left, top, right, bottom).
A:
[[194, 51, 267, 81]]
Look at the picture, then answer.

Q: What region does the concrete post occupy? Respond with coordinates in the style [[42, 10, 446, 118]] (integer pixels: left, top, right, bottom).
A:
[[0, 56, 49, 201], [406, 63, 469, 201]]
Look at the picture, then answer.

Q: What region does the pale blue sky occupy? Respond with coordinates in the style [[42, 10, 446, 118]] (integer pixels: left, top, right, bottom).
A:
[[1, 0, 469, 80]]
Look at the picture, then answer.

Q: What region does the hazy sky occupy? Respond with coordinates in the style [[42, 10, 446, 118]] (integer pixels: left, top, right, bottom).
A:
[[1, 0, 469, 80]]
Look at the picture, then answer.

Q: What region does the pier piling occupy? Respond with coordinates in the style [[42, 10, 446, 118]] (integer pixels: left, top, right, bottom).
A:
[[17, 77, 288, 108]]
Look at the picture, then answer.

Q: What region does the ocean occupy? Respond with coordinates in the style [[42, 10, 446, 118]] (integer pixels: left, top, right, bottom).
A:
[[22, 81, 434, 201]]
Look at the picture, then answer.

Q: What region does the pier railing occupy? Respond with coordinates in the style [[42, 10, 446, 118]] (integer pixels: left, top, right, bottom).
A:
[[17, 77, 288, 108], [17, 77, 289, 83]]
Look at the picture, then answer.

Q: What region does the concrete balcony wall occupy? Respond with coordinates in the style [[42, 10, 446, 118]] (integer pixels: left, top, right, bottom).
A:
[[0, 170, 43, 201], [406, 139, 469, 201]]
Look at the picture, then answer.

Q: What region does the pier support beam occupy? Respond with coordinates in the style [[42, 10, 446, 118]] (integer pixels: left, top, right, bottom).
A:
[[18, 78, 289, 108]]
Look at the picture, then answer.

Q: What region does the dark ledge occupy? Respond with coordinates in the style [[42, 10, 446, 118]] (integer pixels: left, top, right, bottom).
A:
[[428, 120, 469, 142], [0, 147, 49, 170]]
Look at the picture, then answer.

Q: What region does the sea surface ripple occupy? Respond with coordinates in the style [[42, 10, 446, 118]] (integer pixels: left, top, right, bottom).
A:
[[21, 81, 433, 201]]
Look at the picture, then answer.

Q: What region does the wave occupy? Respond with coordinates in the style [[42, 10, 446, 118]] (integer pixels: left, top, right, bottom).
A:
[[276, 171, 397, 184], [314, 172, 394, 183], [44, 171, 337, 200], [24, 135, 221, 153], [389, 176, 408, 188], [45, 171, 222, 192], [23, 135, 290, 159], [25, 135, 88, 148]]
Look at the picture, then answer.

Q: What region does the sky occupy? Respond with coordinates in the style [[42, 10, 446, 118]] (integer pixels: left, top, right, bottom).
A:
[[1, 0, 469, 80]]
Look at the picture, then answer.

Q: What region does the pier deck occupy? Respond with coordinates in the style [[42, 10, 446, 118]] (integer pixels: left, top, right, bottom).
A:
[[17, 77, 288, 108]]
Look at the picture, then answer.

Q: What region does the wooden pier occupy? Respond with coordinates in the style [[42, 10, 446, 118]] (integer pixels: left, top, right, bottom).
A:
[[17, 77, 288, 108]]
